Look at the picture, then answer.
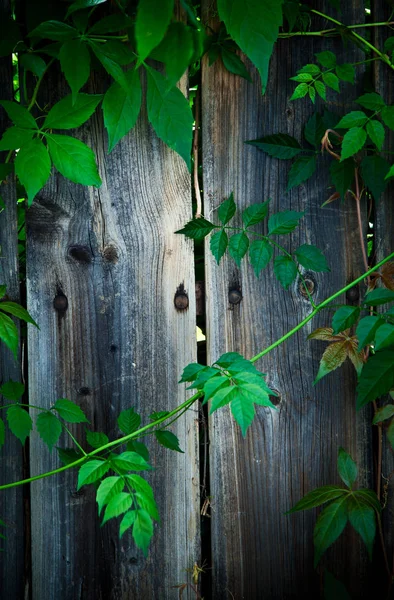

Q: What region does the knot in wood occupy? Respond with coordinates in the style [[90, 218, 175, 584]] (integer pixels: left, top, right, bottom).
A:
[[68, 245, 92, 264], [228, 289, 242, 305], [346, 285, 360, 303], [53, 294, 68, 312], [103, 245, 118, 263], [174, 293, 189, 310], [299, 278, 315, 298]]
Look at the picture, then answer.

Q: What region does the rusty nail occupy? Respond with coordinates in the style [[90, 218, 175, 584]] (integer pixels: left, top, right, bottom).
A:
[[53, 294, 68, 312], [228, 289, 242, 305], [174, 293, 189, 310]]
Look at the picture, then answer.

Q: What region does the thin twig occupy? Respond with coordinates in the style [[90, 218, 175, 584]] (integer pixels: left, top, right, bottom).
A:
[[193, 91, 202, 218]]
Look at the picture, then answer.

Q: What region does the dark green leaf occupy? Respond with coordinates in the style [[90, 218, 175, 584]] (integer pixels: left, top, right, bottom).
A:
[[230, 392, 255, 437], [381, 105, 394, 130], [210, 229, 228, 265], [372, 404, 394, 424], [36, 411, 62, 451], [316, 51, 336, 68], [357, 351, 394, 409], [179, 363, 205, 383], [117, 408, 141, 435], [149, 411, 169, 422], [366, 120, 385, 151], [0, 127, 34, 151], [336, 111, 368, 129], [249, 239, 273, 277], [56, 447, 83, 466], [242, 200, 270, 227], [329, 158, 354, 200], [218, 193, 236, 224], [295, 244, 330, 272], [385, 163, 394, 180], [304, 112, 325, 149], [88, 14, 133, 34], [0, 380, 24, 401], [127, 440, 150, 462], [361, 155, 389, 203], [44, 94, 102, 130], [364, 289, 394, 306], [175, 217, 216, 240], [15, 139, 51, 205], [119, 510, 137, 538], [89, 43, 128, 89], [348, 495, 376, 559], [215, 352, 246, 368], [7, 405, 32, 445], [217, 0, 283, 93], [86, 430, 109, 449], [136, 0, 175, 60], [66, 0, 108, 18], [313, 497, 348, 567], [322, 72, 340, 92], [335, 63, 355, 84], [0, 101, 37, 130], [354, 489, 381, 514], [287, 485, 347, 513], [340, 127, 367, 161], [0, 164, 13, 181], [53, 398, 89, 423], [337, 447, 357, 488], [221, 47, 251, 81], [0, 312, 18, 359], [324, 570, 351, 600], [28, 21, 77, 42], [332, 305, 360, 334], [375, 323, 394, 351], [273, 256, 297, 289], [268, 210, 304, 235], [0, 16, 21, 58], [228, 232, 249, 267], [46, 134, 101, 187], [0, 301, 38, 327], [146, 67, 193, 170], [245, 133, 302, 159], [155, 430, 184, 453], [356, 92, 385, 111], [59, 39, 90, 101], [356, 316, 384, 350], [150, 22, 194, 86], [133, 509, 153, 556], [96, 476, 124, 515]]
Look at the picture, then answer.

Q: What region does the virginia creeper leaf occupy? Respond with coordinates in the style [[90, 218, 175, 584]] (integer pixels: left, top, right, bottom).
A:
[[103, 69, 142, 152], [329, 158, 354, 199], [335, 111, 368, 129], [287, 485, 347, 513], [88, 14, 133, 35], [230, 392, 255, 437], [335, 63, 355, 84], [149, 22, 194, 86], [66, 0, 107, 17], [221, 47, 251, 81], [340, 127, 367, 161], [242, 201, 270, 227], [356, 351, 394, 409], [0, 101, 37, 129], [313, 497, 348, 567], [366, 120, 385, 151], [36, 411, 62, 451], [133, 509, 153, 556], [179, 363, 206, 383], [314, 341, 348, 384], [218, 193, 236, 224], [360, 155, 389, 202], [77, 460, 111, 489], [356, 316, 384, 350], [245, 133, 302, 159], [101, 492, 133, 526], [111, 451, 151, 472], [175, 218, 216, 240], [210, 229, 228, 265], [96, 476, 124, 515], [28, 21, 77, 42], [14, 139, 51, 205], [372, 404, 394, 424], [135, 0, 174, 62], [46, 134, 101, 187], [44, 94, 102, 130], [324, 570, 351, 600], [295, 244, 330, 272], [86, 430, 109, 449], [228, 232, 249, 267], [53, 398, 89, 423], [0, 312, 18, 359], [155, 430, 184, 453], [364, 289, 394, 306], [374, 323, 394, 351], [59, 39, 91, 102], [268, 211, 304, 235], [316, 51, 336, 68], [7, 406, 32, 445], [290, 83, 309, 101], [117, 408, 141, 435], [0, 380, 24, 401], [356, 92, 385, 111], [249, 239, 273, 277], [322, 72, 340, 92], [337, 448, 357, 488], [0, 127, 34, 151], [273, 256, 297, 289], [332, 306, 360, 334], [119, 510, 137, 538], [347, 495, 376, 560], [381, 105, 394, 130], [0, 302, 38, 327]]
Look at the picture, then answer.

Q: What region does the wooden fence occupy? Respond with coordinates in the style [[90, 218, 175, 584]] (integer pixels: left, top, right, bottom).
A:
[[0, 0, 392, 598]]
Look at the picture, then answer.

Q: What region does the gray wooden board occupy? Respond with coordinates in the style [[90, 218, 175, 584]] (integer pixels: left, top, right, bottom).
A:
[[26, 71, 200, 598], [202, 1, 372, 597], [0, 0, 26, 596], [372, 0, 394, 585]]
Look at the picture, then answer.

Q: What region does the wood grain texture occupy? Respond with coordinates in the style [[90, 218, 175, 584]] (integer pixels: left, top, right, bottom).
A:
[[202, 2, 372, 597], [0, 1, 26, 597], [26, 70, 200, 600]]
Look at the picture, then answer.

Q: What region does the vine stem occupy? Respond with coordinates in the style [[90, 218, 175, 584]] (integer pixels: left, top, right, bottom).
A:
[[278, 21, 394, 38], [27, 58, 55, 112], [1, 252, 394, 491]]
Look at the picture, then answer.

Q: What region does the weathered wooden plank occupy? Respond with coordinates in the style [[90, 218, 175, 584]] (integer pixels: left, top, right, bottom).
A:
[[26, 63, 199, 600], [202, 2, 372, 597], [0, 1, 26, 597]]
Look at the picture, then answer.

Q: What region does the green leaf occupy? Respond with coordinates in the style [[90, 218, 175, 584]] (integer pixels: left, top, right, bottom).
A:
[[215, 352, 247, 368], [221, 47, 251, 81], [273, 256, 297, 289], [119, 510, 137, 538], [290, 83, 309, 101], [96, 476, 124, 515], [53, 398, 89, 423], [357, 351, 394, 409], [335, 63, 355, 84], [135, 0, 174, 61], [364, 289, 394, 306], [314, 80, 326, 100], [66, 0, 108, 17], [228, 232, 249, 267], [133, 509, 153, 556], [348, 495, 376, 560], [360, 155, 390, 203], [356, 316, 384, 350], [385, 163, 394, 180], [155, 430, 184, 453], [14, 139, 51, 205], [287, 485, 347, 513], [86, 430, 109, 449], [308, 86, 316, 103], [372, 404, 394, 424], [149, 411, 169, 421], [354, 489, 381, 514], [0, 286, 6, 299], [117, 408, 141, 435], [366, 120, 385, 151], [0, 418, 4, 449], [89, 43, 128, 90], [299, 64, 321, 75], [0, 312, 18, 359], [0, 164, 13, 181], [103, 69, 142, 153], [179, 363, 206, 383], [88, 14, 133, 35], [217, 0, 283, 93], [146, 67, 193, 169], [249, 239, 273, 277], [295, 244, 330, 272], [0, 380, 24, 401], [7, 406, 33, 445], [218, 193, 236, 224], [387, 420, 394, 450], [329, 158, 354, 200], [375, 323, 394, 351], [314, 342, 348, 385], [133, 488, 159, 521], [175, 217, 216, 240], [313, 497, 348, 567], [230, 392, 255, 437], [44, 94, 102, 130], [202, 375, 230, 404], [111, 451, 151, 472], [242, 200, 270, 227], [332, 305, 360, 334], [322, 72, 340, 92], [268, 210, 304, 235], [102, 491, 133, 526], [127, 474, 156, 504], [46, 134, 101, 187], [324, 570, 351, 600], [304, 112, 325, 149], [77, 459, 110, 489], [56, 447, 83, 465], [210, 229, 228, 265], [36, 411, 62, 451], [28, 21, 77, 42], [127, 440, 150, 462], [381, 106, 394, 130], [356, 92, 385, 111], [210, 386, 238, 413], [337, 447, 357, 488], [316, 51, 336, 68], [0, 302, 38, 327], [245, 133, 302, 159], [290, 73, 314, 83], [336, 111, 368, 129], [0, 127, 34, 151], [59, 39, 91, 102], [340, 127, 367, 161]]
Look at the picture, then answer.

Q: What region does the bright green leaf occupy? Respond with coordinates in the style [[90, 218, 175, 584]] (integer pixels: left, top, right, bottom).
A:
[[0, 302, 38, 327], [0, 127, 34, 151], [322, 72, 340, 92], [103, 69, 142, 153], [179, 363, 206, 383], [53, 398, 89, 423], [356, 92, 385, 111], [336, 111, 368, 129], [290, 82, 309, 101], [46, 133, 101, 187], [210, 386, 238, 413], [89, 42, 128, 90], [340, 127, 367, 161], [7, 405, 32, 445], [175, 217, 216, 240], [119, 510, 137, 537], [96, 476, 124, 515], [44, 94, 102, 130], [59, 39, 91, 102], [36, 411, 62, 451], [14, 139, 51, 205], [230, 391, 255, 437], [332, 305, 360, 334], [218, 192, 236, 224], [314, 80, 326, 100], [117, 408, 141, 435], [111, 451, 151, 472], [202, 375, 230, 404], [0, 312, 18, 359], [135, 0, 174, 62], [77, 459, 110, 489], [102, 492, 133, 525], [133, 509, 153, 556]]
